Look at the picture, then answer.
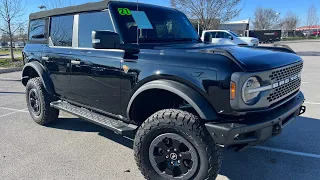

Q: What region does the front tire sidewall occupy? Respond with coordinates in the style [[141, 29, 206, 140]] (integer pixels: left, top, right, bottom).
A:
[[136, 125, 210, 179], [26, 82, 45, 122]]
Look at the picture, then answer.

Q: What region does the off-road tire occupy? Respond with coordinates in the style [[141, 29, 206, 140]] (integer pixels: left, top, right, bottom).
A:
[[134, 109, 222, 180], [26, 77, 59, 125]]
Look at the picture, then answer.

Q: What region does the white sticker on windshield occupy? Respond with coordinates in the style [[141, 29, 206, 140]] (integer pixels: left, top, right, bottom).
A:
[[131, 11, 153, 29]]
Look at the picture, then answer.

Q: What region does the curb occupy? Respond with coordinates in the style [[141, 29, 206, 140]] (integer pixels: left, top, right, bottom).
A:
[[0, 67, 23, 74], [277, 40, 320, 44]]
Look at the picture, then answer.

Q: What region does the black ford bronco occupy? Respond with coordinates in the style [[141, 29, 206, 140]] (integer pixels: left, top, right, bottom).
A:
[[22, 1, 306, 179]]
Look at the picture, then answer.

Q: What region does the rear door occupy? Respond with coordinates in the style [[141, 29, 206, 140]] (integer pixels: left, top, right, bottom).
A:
[[69, 11, 123, 115]]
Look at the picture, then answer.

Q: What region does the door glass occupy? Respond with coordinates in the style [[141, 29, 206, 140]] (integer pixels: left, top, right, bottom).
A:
[[50, 15, 73, 47], [78, 11, 115, 48]]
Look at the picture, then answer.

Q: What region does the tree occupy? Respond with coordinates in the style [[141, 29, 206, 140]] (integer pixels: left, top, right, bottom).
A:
[[170, 0, 242, 30], [17, 22, 28, 44], [41, 0, 75, 9], [281, 11, 299, 30], [253, 7, 281, 30], [0, 0, 25, 62], [306, 4, 318, 33]]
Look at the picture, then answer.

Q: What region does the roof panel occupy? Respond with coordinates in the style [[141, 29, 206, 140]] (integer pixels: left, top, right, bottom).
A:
[[29, 0, 111, 20]]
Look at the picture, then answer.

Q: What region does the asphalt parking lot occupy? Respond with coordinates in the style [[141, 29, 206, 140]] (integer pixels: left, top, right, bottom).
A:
[[0, 41, 320, 180]]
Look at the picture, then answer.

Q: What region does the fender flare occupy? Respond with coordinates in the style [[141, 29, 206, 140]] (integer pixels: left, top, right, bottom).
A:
[[127, 80, 218, 120], [21, 61, 56, 95]]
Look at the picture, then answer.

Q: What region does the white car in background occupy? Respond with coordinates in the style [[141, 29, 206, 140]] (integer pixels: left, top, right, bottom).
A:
[[201, 30, 259, 46]]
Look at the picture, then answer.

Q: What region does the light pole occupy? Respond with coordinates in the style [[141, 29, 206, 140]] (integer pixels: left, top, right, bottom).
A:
[[38, 5, 47, 11]]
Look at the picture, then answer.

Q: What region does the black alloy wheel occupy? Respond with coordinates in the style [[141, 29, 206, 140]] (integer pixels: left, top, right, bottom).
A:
[[28, 89, 41, 116], [149, 133, 199, 179]]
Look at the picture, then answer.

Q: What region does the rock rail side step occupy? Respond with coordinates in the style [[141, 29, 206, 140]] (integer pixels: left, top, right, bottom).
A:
[[50, 101, 137, 137]]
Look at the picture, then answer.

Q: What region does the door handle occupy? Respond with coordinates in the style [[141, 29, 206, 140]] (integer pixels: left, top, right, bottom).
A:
[[42, 56, 49, 61], [71, 60, 84, 65]]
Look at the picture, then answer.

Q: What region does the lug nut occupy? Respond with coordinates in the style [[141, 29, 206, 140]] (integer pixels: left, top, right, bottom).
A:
[[167, 149, 170, 152], [166, 155, 169, 159], [179, 154, 182, 157], [174, 149, 177, 151], [171, 161, 174, 165], [177, 160, 180, 164]]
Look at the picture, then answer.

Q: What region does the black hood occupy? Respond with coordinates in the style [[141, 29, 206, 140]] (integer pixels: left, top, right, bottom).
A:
[[155, 43, 302, 72]]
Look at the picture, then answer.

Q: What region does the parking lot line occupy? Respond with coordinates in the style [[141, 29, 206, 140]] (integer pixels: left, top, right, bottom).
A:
[[0, 111, 21, 118], [254, 146, 320, 159], [0, 77, 21, 81], [304, 102, 320, 105], [0, 107, 29, 112]]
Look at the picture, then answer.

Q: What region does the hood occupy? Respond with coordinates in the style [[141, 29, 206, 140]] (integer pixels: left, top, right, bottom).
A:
[[237, 37, 258, 42], [155, 43, 302, 72]]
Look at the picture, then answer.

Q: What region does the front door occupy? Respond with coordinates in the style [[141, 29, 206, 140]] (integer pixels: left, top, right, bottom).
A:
[[211, 32, 234, 45], [68, 11, 122, 115]]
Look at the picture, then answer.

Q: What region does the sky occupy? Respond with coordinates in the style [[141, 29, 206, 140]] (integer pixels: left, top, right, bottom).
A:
[[24, 0, 320, 27]]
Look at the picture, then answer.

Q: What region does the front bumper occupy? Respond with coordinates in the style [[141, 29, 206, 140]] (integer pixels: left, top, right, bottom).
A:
[[205, 91, 305, 147]]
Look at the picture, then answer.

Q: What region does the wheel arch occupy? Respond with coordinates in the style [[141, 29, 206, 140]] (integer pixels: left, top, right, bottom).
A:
[[127, 80, 218, 123], [22, 61, 55, 95]]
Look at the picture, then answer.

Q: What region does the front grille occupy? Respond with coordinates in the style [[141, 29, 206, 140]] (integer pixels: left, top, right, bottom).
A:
[[269, 63, 303, 81], [267, 62, 303, 102], [267, 79, 301, 102]]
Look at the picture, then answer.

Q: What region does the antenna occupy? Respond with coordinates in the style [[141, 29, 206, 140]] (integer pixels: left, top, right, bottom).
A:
[[136, 0, 139, 45]]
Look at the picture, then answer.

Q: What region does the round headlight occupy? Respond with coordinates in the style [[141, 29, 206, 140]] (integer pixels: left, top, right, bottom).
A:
[[242, 77, 261, 105]]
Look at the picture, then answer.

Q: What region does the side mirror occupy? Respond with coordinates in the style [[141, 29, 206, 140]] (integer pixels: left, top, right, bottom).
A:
[[92, 30, 120, 49], [203, 32, 213, 43], [229, 36, 234, 40]]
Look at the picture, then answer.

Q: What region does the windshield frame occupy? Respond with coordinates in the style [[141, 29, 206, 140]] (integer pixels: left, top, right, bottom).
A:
[[109, 2, 200, 44], [229, 31, 239, 37]]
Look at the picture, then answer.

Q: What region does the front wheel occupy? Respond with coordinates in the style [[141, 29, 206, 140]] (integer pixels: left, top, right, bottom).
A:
[[26, 77, 59, 125], [134, 109, 222, 180]]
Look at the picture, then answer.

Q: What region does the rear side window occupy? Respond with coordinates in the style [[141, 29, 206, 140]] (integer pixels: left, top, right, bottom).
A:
[[50, 15, 74, 47], [29, 19, 46, 41], [78, 11, 114, 48]]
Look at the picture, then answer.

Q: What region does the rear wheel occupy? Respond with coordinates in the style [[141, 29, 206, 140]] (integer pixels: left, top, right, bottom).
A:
[[134, 109, 222, 180], [26, 77, 59, 125]]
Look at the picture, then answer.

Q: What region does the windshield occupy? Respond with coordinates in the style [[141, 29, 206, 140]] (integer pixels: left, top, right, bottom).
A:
[[110, 3, 199, 43], [229, 31, 239, 37]]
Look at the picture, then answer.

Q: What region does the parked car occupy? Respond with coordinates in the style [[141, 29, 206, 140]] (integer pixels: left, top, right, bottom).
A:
[[201, 30, 259, 46], [22, 1, 306, 179]]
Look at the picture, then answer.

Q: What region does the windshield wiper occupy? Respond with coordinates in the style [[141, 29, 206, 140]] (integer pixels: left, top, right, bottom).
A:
[[172, 38, 200, 42]]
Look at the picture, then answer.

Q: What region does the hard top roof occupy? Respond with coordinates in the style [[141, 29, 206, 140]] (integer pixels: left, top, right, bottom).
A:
[[29, 0, 177, 20], [29, 0, 111, 20]]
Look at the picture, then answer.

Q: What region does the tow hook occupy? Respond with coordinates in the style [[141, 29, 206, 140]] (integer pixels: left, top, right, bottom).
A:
[[299, 105, 306, 115]]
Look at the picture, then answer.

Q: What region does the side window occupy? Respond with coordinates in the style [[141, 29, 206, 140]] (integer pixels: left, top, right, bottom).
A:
[[29, 19, 46, 41], [223, 32, 231, 38], [50, 15, 74, 47], [78, 11, 114, 48], [215, 32, 223, 38]]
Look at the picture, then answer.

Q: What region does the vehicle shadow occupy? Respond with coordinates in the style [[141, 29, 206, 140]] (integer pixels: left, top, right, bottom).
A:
[[48, 117, 134, 149], [48, 116, 320, 180], [296, 51, 320, 56]]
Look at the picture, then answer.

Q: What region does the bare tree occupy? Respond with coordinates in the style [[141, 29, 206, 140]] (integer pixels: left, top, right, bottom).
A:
[[253, 7, 281, 30], [0, 0, 25, 62], [281, 11, 299, 30], [41, 0, 75, 9], [306, 4, 318, 34], [17, 22, 28, 44], [306, 4, 317, 28], [170, 0, 242, 30]]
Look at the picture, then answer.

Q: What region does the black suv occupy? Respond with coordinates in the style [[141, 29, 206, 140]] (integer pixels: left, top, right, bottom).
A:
[[22, 1, 306, 179]]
